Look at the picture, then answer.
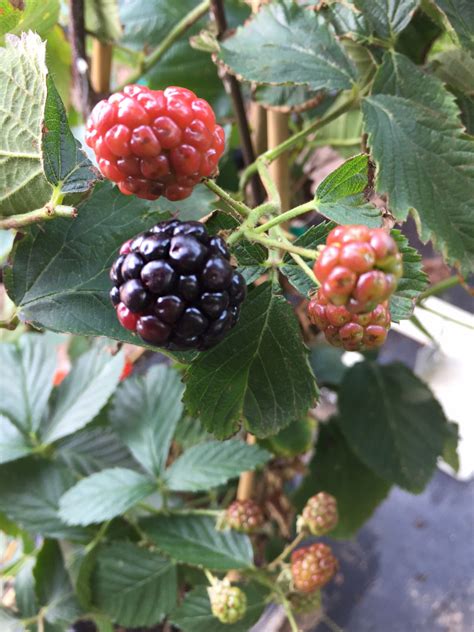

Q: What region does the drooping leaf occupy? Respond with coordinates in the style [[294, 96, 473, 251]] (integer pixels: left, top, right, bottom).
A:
[[338, 361, 450, 492], [56, 427, 137, 476], [165, 440, 270, 492], [0, 459, 85, 539], [142, 514, 254, 570], [281, 223, 334, 296], [110, 364, 184, 477], [59, 468, 156, 526], [314, 154, 382, 227], [293, 422, 391, 538], [86, 0, 123, 43], [40, 347, 124, 444], [0, 415, 31, 464], [4, 182, 166, 344], [184, 282, 318, 438], [434, 0, 474, 51], [362, 52, 474, 274], [0, 334, 57, 433], [42, 76, 98, 193], [218, 0, 356, 91], [92, 542, 177, 627], [389, 230, 428, 322], [354, 0, 419, 43], [34, 540, 81, 628], [219, 0, 356, 90], [0, 32, 52, 216], [170, 584, 268, 632]]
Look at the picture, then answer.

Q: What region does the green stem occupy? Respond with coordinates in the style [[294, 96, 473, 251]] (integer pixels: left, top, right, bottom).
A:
[[417, 275, 463, 302], [0, 204, 77, 230], [282, 596, 301, 632], [255, 200, 316, 233], [409, 314, 436, 343], [85, 520, 111, 554], [116, 0, 211, 90], [204, 179, 252, 217], [268, 532, 306, 570], [239, 91, 358, 190], [204, 569, 218, 586], [321, 614, 344, 632], [245, 232, 318, 260], [288, 252, 319, 286], [257, 160, 281, 208]]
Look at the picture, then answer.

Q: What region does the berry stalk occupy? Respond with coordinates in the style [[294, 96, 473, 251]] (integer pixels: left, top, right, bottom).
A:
[[0, 204, 77, 230]]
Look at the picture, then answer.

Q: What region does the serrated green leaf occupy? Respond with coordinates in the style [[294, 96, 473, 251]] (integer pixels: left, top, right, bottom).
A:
[[219, 0, 356, 91], [354, 0, 419, 43], [293, 422, 391, 538], [86, 0, 123, 43], [430, 47, 474, 96], [326, 1, 371, 40], [389, 229, 428, 322], [165, 440, 270, 492], [255, 85, 322, 110], [0, 0, 59, 40], [184, 282, 318, 438], [56, 427, 137, 476], [42, 76, 98, 193], [92, 542, 177, 626], [258, 416, 315, 458], [338, 361, 449, 492], [170, 583, 268, 632], [34, 540, 81, 628], [362, 52, 474, 274], [0, 414, 32, 464], [59, 468, 155, 526], [110, 364, 183, 477], [0, 32, 52, 217], [0, 459, 86, 539], [4, 181, 167, 344], [142, 514, 253, 570], [173, 416, 213, 450], [435, 0, 474, 51], [154, 183, 217, 221], [314, 154, 382, 227], [40, 347, 124, 444], [281, 223, 334, 296], [61, 541, 97, 610], [0, 334, 57, 433]]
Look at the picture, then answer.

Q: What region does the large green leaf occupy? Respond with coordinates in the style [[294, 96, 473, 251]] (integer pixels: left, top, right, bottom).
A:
[[40, 347, 124, 444], [0, 415, 31, 464], [362, 52, 474, 274], [110, 364, 184, 477], [4, 182, 165, 343], [281, 223, 334, 296], [59, 467, 156, 526], [293, 422, 391, 538], [0, 32, 52, 216], [57, 427, 136, 476], [142, 514, 254, 570], [0, 334, 57, 433], [184, 282, 318, 438], [326, 1, 371, 40], [218, 0, 356, 91], [42, 76, 98, 193], [430, 48, 474, 96], [435, 0, 474, 51], [338, 362, 449, 492], [0, 459, 85, 539], [92, 542, 177, 626], [165, 440, 270, 492], [0, 0, 59, 40], [389, 229, 428, 322], [354, 0, 419, 43], [314, 154, 382, 227], [34, 540, 81, 628], [170, 584, 268, 632]]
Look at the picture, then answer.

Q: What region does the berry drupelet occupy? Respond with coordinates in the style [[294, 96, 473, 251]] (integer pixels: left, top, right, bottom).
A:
[[314, 225, 402, 314], [308, 289, 391, 351], [110, 220, 246, 351], [85, 85, 225, 201]]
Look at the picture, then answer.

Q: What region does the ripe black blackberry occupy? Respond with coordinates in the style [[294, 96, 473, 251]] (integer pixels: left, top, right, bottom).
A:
[[110, 220, 246, 350]]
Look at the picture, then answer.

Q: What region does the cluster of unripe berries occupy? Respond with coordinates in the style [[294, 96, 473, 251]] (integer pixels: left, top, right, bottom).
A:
[[309, 225, 402, 351], [110, 220, 246, 350], [86, 85, 225, 201]]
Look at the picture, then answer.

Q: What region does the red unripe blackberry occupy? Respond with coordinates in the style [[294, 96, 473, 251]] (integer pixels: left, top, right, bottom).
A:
[[298, 492, 339, 536], [85, 85, 225, 201], [225, 500, 265, 533], [110, 220, 246, 351], [314, 225, 402, 313], [291, 543, 338, 593], [308, 289, 391, 351]]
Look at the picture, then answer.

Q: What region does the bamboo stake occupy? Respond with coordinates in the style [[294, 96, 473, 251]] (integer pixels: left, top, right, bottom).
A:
[[236, 434, 257, 500], [90, 40, 113, 95]]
